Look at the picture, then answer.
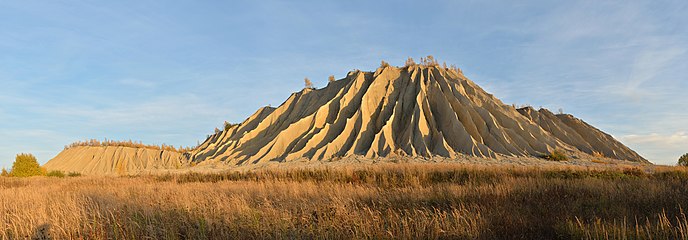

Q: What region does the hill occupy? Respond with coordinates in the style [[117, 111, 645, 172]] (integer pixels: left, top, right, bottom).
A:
[[44, 59, 648, 175]]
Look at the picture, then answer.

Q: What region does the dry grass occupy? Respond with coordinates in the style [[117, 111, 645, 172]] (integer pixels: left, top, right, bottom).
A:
[[65, 139, 193, 153], [1, 164, 688, 239]]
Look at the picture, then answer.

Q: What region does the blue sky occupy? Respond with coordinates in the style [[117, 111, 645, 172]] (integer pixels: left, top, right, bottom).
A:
[[1, 0, 686, 167]]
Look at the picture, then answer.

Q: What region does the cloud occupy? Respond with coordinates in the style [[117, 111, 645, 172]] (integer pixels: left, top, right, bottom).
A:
[[621, 132, 688, 145], [621, 45, 686, 100], [619, 132, 688, 165]]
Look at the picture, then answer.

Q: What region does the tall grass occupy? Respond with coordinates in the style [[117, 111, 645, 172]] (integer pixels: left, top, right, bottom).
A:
[[1, 164, 687, 239]]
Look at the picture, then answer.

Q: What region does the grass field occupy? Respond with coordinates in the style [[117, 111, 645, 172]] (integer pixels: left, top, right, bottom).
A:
[[1, 164, 687, 239]]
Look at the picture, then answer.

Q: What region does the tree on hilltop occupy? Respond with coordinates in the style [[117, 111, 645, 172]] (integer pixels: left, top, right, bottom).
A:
[[304, 77, 313, 89], [380, 60, 390, 68], [404, 57, 416, 67]]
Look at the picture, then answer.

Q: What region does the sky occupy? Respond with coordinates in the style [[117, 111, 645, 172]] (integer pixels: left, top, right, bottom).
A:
[[0, 0, 686, 168]]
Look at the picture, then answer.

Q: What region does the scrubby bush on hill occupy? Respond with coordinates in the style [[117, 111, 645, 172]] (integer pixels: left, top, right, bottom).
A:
[[46, 170, 66, 178], [10, 153, 45, 177], [380, 60, 390, 68], [404, 57, 416, 67], [223, 121, 237, 131], [65, 139, 193, 153], [304, 77, 313, 89], [0, 168, 8, 177], [544, 149, 568, 161]]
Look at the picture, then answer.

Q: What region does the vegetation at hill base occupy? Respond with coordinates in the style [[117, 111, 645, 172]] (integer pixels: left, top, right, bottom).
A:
[[679, 153, 688, 166], [1, 164, 687, 239], [543, 149, 569, 161], [8, 153, 45, 177], [0, 153, 83, 179]]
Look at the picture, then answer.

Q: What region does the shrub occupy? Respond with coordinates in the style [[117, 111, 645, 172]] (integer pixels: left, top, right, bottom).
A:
[[679, 153, 688, 166], [328, 75, 335, 82], [67, 172, 82, 177], [223, 121, 237, 131], [404, 57, 416, 67], [380, 60, 390, 68], [65, 139, 193, 153], [544, 149, 568, 161], [47, 170, 66, 178], [304, 77, 313, 89], [0, 168, 8, 177], [10, 153, 45, 177]]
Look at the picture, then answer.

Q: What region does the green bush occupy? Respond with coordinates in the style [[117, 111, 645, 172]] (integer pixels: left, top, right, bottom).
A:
[[544, 149, 568, 161], [679, 153, 688, 166], [10, 153, 45, 177], [47, 170, 66, 178]]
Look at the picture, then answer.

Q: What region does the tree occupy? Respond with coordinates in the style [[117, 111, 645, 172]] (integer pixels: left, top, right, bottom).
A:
[[224, 121, 236, 131], [380, 60, 390, 68], [304, 77, 313, 89], [328, 75, 335, 83], [404, 57, 416, 67], [1, 168, 8, 177], [679, 153, 688, 166], [10, 153, 44, 177]]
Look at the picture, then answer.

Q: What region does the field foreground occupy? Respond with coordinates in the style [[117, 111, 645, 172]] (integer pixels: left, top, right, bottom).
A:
[[2, 164, 688, 239]]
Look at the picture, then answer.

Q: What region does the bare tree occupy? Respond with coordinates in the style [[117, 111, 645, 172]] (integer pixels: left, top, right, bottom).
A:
[[380, 60, 390, 68], [404, 57, 416, 67], [304, 77, 313, 89]]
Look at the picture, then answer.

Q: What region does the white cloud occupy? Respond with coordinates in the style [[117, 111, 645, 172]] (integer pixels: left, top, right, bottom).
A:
[[619, 132, 688, 165]]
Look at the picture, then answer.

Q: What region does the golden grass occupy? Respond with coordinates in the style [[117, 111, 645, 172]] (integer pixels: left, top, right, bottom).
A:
[[1, 164, 687, 239], [65, 139, 193, 153]]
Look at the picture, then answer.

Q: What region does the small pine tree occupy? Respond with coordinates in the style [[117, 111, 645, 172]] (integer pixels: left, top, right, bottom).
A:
[[404, 57, 416, 67], [304, 77, 313, 89], [423, 55, 438, 66], [328, 75, 335, 82], [679, 153, 688, 166], [1, 168, 8, 177], [380, 60, 390, 68], [224, 121, 236, 131], [10, 153, 44, 177]]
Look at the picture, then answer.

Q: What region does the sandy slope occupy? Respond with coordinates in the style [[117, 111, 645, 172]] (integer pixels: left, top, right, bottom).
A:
[[43, 146, 189, 175], [517, 107, 645, 162], [44, 64, 648, 175], [193, 65, 647, 165]]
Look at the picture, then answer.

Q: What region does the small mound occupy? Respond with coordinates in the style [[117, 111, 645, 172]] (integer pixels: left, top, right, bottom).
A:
[[43, 146, 190, 175]]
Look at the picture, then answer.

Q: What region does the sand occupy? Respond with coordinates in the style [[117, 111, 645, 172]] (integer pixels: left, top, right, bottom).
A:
[[44, 64, 649, 175]]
